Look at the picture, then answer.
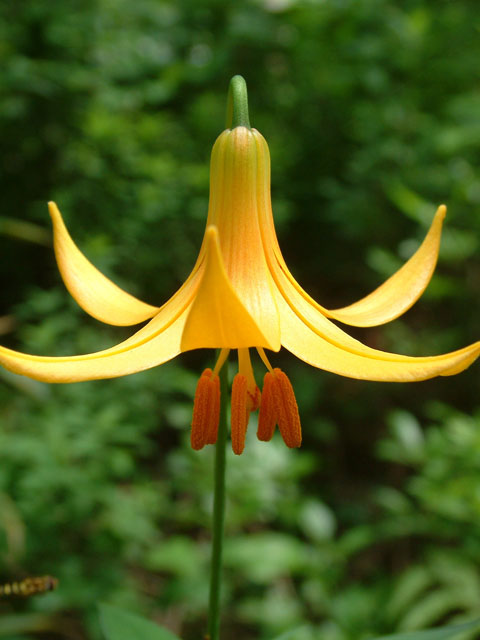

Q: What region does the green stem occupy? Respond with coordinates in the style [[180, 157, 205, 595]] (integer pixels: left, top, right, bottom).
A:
[[225, 75, 251, 129], [207, 361, 228, 640]]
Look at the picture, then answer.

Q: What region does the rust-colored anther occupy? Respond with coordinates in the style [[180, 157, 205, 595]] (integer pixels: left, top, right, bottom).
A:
[[271, 368, 302, 448], [231, 374, 249, 455], [191, 368, 220, 450], [257, 368, 302, 448], [257, 371, 276, 441], [205, 373, 220, 444]]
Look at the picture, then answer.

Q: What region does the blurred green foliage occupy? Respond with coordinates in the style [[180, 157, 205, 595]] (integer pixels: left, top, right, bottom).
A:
[[0, 0, 479, 639]]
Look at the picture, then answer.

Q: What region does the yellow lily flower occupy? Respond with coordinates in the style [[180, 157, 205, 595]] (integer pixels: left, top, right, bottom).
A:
[[1, 77, 478, 455]]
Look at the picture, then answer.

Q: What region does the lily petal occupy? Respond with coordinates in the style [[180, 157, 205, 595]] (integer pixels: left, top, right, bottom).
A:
[[325, 205, 446, 327], [206, 128, 281, 347], [264, 204, 446, 329], [181, 226, 281, 351], [0, 267, 203, 383], [0, 312, 186, 383], [263, 192, 479, 379], [271, 256, 453, 362], [49, 202, 159, 326], [276, 293, 480, 382]]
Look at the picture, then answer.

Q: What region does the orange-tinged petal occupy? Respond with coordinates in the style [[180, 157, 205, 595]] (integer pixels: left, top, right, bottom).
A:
[[49, 202, 159, 326], [242, 130, 479, 379], [325, 205, 447, 327], [181, 226, 280, 351], [205, 128, 281, 347], [253, 131, 448, 330], [276, 293, 480, 382]]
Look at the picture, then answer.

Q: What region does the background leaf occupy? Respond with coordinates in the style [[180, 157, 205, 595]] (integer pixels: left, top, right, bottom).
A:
[[272, 626, 312, 640], [369, 616, 480, 640], [99, 604, 180, 640]]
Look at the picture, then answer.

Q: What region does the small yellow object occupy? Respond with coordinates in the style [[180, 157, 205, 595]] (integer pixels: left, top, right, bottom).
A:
[[0, 576, 58, 597], [0, 86, 478, 453]]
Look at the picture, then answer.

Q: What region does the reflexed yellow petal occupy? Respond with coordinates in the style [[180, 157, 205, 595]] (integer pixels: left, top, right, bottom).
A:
[[261, 183, 447, 330], [276, 293, 480, 381], [49, 202, 159, 326], [0, 270, 201, 383], [325, 205, 447, 327], [271, 258, 454, 362], [181, 226, 280, 351], [0, 310, 186, 382], [254, 134, 478, 378]]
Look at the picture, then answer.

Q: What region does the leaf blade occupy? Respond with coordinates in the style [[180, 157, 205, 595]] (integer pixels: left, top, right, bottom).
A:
[[99, 603, 181, 640], [369, 616, 480, 640]]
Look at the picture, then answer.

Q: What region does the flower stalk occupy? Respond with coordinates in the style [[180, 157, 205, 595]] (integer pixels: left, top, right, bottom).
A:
[[206, 360, 228, 640], [206, 77, 251, 640]]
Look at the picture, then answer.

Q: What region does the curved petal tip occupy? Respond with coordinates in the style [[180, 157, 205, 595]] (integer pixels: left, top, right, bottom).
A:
[[49, 202, 159, 326], [326, 204, 447, 327]]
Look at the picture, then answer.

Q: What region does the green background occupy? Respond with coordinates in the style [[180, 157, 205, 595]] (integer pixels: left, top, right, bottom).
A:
[[0, 1, 479, 638]]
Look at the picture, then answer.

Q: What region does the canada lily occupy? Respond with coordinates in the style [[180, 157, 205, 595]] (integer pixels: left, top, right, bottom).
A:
[[1, 77, 478, 454]]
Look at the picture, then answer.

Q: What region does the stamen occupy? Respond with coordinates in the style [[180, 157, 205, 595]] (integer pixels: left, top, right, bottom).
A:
[[205, 373, 220, 445], [231, 374, 249, 455], [256, 347, 274, 373], [257, 367, 302, 448], [271, 368, 302, 448], [248, 385, 261, 413], [213, 348, 230, 376], [238, 348, 261, 411], [257, 371, 276, 441], [191, 368, 220, 450]]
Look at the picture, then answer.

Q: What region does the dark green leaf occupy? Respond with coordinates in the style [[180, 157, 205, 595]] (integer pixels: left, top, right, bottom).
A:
[[272, 626, 310, 640], [369, 616, 480, 640], [99, 604, 180, 640]]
